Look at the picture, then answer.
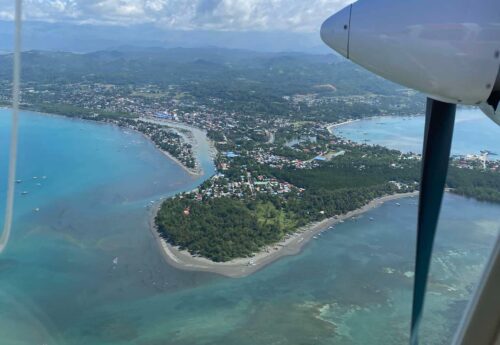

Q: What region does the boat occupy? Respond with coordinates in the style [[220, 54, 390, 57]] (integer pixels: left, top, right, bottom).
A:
[[369, 217, 375, 221], [21, 191, 28, 195], [113, 257, 119, 265], [396, 202, 401, 206], [15, 179, 22, 183], [34, 208, 40, 212]]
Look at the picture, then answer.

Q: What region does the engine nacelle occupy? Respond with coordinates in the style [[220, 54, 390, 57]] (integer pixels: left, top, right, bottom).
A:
[[321, 0, 500, 124]]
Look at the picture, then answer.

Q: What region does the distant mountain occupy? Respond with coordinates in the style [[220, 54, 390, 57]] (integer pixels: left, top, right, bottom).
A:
[[0, 46, 405, 101], [0, 21, 331, 54], [0, 46, 424, 122]]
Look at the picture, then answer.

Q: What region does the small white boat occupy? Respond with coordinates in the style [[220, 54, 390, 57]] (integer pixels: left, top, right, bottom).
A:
[[396, 202, 401, 206], [32, 176, 38, 179], [369, 217, 375, 221], [34, 208, 40, 212], [113, 257, 119, 265], [16, 179, 22, 183], [21, 191, 28, 195]]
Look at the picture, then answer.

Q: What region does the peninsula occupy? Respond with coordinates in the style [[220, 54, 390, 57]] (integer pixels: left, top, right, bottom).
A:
[[152, 192, 419, 278], [1, 48, 498, 277]]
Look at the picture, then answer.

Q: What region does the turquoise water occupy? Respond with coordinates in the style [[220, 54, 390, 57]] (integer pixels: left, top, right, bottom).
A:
[[334, 108, 500, 155], [0, 110, 499, 344]]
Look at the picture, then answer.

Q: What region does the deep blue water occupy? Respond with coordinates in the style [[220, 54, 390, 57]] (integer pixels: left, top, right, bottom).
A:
[[333, 108, 500, 155], [0, 110, 499, 344]]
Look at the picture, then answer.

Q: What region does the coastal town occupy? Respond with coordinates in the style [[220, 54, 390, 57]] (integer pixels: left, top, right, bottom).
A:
[[4, 78, 497, 186], [2, 72, 499, 211], [120, 118, 199, 174], [2, 49, 499, 265]]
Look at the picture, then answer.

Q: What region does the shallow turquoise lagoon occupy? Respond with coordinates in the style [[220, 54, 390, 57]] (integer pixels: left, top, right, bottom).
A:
[[334, 108, 500, 155]]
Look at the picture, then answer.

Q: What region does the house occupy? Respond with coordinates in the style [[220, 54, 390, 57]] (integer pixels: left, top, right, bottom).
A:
[[225, 151, 240, 158]]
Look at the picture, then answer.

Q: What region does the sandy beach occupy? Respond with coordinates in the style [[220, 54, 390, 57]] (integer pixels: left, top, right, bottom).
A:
[[137, 118, 206, 176], [150, 191, 419, 278], [157, 145, 203, 176], [139, 117, 220, 177], [326, 119, 360, 134]]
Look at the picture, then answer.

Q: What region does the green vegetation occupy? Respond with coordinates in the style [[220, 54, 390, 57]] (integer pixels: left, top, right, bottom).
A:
[[27, 103, 135, 120], [0, 48, 424, 123], [157, 142, 500, 262], [156, 145, 417, 261], [156, 197, 298, 262], [1, 47, 496, 263], [448, 168, 500, 203], [120, 119, 196, 169]]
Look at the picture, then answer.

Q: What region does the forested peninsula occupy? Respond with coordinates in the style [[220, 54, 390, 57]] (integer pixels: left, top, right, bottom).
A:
[[156, 142, 500, 262]]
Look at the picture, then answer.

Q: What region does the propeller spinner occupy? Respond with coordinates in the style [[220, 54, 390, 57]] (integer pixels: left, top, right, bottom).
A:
[[321, 0, 500, 121]]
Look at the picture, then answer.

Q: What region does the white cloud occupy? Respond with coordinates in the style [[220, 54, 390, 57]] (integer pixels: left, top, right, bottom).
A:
[[0, 0, 351, 32], [0, 10, 13, 20]]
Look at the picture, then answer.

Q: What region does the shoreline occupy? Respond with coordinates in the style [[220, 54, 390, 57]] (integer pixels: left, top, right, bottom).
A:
[[159, 148, 202, 177], [137, 117, 217, 177], [135, 119, 205, 177], [0, 107, 207, 177], [326, 115, 424, 135], [140, 130, 203, 177], [326, 119, 360, 134], [150, 191, 419, 278]]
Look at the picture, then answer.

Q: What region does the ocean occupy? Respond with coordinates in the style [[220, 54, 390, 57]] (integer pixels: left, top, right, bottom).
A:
[[0, 109, 498, 344], [332, 108, 500, 156]]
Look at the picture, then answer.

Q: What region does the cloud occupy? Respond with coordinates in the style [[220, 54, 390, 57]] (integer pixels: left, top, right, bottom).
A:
[[0, 0, 351, 32]]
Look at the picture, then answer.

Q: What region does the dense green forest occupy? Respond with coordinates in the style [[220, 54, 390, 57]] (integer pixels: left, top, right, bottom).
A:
[[447, 168, 500, 203], [156, 185, 403, 262]]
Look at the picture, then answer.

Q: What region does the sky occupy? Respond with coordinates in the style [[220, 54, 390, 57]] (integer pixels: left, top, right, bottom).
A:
[[0, 0, 351, 32]]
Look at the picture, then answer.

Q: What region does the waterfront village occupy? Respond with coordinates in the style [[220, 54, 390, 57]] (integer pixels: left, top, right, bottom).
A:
[[3, 80, 499, 205]]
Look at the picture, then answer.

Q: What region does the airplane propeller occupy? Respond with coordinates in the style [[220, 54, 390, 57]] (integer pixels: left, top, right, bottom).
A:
[[412, 98, 455, 344], [320, 0, 500, 343]]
